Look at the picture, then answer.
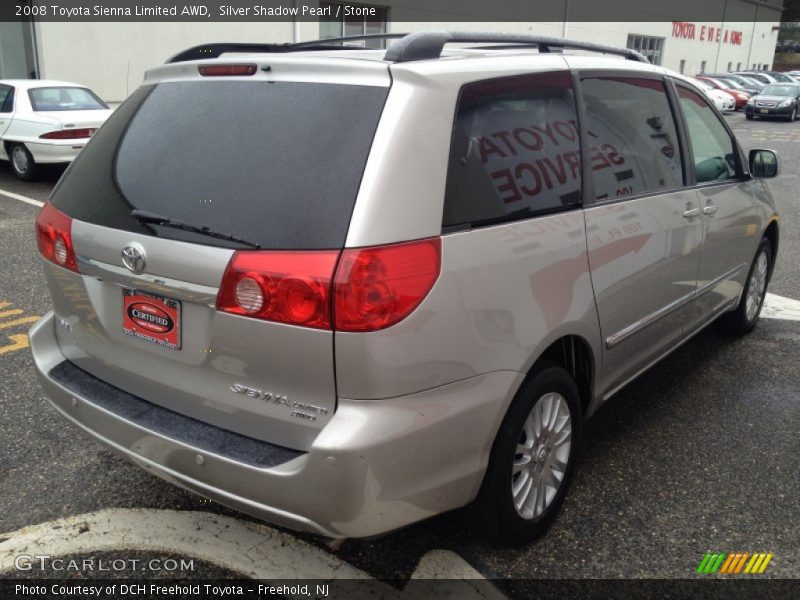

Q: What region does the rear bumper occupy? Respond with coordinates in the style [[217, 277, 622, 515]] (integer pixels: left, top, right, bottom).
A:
[[29, 311, 518, 538]]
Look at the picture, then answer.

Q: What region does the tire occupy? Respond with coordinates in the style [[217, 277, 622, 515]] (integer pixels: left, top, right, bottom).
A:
[[470, 362, 582, 546], [717, 238, 772, 335], [787, 106, 797, 122], [746, 113, 754, 120], [9, 143, 37, 181]]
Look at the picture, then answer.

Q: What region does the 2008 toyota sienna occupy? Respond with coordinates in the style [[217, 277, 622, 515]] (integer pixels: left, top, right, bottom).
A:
[[29, 32, 780, 545]]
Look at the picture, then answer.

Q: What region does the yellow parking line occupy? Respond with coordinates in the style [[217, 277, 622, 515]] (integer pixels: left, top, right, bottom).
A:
[[0, 334, 28, 355], [0, 309, 23, 318], [0, 316, 39, 330]]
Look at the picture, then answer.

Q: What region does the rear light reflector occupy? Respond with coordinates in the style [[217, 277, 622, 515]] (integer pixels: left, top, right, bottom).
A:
[[216, 251, 339, 329], [216, 238, 441, 332], [35, 203, 78, 272], [39, 128, 96, 140], [198, 64, 257, 77], [334, 238, 441, 332]]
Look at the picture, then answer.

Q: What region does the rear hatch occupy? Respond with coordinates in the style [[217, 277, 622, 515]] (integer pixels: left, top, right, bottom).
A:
[[43, 60, 390, 450]]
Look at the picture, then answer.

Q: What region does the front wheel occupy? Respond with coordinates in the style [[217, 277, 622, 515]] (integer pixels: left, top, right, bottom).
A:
[[718, 238, 772, 335], [471, 363, 581, 546], [746, 113, 754, 120], [788, 106, 797, 122], [9, 143, 37, 181]]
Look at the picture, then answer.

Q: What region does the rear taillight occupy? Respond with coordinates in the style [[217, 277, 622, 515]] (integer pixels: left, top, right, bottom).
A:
[[216, 238, 441, 332], [35, 203, 78, 272], [216, 251, 340, 329], [39, 128, 96, 140], [198, 64, 257, 77], [334, 238, 441, 332]]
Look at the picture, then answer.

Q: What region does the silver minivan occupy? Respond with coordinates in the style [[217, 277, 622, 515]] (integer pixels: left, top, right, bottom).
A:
[[29, 32, 780, 545]]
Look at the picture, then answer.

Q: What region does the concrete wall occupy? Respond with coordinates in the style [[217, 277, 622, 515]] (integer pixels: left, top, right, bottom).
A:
[[34, 1, 781, 102]]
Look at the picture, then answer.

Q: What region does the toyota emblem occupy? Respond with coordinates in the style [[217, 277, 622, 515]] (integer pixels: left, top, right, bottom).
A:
[[121, 243, 147, 274]]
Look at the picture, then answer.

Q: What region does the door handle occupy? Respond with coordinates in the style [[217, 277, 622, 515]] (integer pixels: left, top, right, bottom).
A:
[[703, 205, 719, 215], [682, 207, 701, 219]]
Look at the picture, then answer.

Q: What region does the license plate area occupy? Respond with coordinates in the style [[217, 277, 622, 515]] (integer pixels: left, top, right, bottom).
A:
[[760, 109, 770, 114], [122, 289, 181, 349]]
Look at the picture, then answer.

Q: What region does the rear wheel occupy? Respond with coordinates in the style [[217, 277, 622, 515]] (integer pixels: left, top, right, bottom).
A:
[[9, 143, 37, 181], [471, 363, 581, 546], [718, 238, 772, 335]]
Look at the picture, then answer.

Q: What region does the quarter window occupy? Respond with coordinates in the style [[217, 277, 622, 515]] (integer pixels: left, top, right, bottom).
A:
[[0, 85, 13, 113], [443, 71, 581, 229], [676, 84, 738, 183], [581, 77, 684, 201]]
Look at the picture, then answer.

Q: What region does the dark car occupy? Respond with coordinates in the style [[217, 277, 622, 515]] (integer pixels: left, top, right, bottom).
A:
[[745, 83, 800, 120]]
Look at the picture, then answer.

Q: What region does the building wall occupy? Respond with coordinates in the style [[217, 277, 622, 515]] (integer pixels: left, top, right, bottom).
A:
[[35, 0, 781, 102]]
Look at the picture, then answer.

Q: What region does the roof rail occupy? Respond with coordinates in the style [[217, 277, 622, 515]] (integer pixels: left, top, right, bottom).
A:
[[167, 33, 407, 63], [382, 31, 650, 64], [166, 31, 649, 65]]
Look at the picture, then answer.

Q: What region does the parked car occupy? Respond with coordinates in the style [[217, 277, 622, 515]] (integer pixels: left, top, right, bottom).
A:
[[29, 32, 780, 545], [0, 79, 111, 180], [691, 78, 737, 112], [745, 82, 800, 120], [722, 73, 768, 91], [696, 76, 750, 109], [704, 74, 762, 95], [733, 71, 778, 85], [761, 71, 796, 83]]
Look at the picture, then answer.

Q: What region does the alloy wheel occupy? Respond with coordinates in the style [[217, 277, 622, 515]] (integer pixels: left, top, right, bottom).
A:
[[512, 392, 572, 520]]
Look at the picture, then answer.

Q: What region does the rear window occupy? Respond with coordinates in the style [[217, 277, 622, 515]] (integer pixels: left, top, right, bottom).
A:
[[51, 80, 388, 249], [28, 87, 108, 111]]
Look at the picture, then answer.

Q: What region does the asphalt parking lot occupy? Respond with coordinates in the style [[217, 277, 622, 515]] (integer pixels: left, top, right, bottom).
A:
[[0, 113, 798, 593]]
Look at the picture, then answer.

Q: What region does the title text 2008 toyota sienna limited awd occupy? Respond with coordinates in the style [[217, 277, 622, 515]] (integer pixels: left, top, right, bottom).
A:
[[29, 32, 780, 545]]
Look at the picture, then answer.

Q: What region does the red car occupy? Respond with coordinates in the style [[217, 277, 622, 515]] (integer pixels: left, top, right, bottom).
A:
[[696, 76, 751, 109]]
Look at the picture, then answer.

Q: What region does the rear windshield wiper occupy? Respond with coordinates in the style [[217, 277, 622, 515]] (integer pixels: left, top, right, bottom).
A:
[[130, 209, 261, 249]]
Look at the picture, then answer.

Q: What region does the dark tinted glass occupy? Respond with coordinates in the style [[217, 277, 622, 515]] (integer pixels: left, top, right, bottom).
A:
[[28, 87, 107, 111], [677, 85, 738, 183], [443, 71, 581, 229], [0, 86, 12, 113], [581, 77, 684, 201], [51, 81, 388, 249]]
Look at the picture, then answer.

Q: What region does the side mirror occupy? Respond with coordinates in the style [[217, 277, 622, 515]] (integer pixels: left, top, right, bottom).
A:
[[749, 149, 779, 178]]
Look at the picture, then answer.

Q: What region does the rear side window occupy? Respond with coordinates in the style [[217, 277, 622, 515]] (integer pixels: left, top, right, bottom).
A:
[[0, 85, 12, 113], [580, 77, 684, 201], [28, 87, 108, 111], [51, 80, 388, 249], [443, 71, 581, 229], [676, 84, 738, 183]]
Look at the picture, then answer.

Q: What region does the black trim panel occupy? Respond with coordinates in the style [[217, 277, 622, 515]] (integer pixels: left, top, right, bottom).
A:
[[48, 360, 303, 469]]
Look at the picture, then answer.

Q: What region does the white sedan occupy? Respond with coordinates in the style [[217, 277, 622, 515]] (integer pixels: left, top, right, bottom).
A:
[[691, 78, 737, 113], [0, 79, 112, 180]]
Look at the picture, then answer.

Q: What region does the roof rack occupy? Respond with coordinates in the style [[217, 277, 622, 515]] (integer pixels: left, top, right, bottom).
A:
[[383, 31, 649, 63], [167, 31, 649, 65], [167, 33, 407, 63]]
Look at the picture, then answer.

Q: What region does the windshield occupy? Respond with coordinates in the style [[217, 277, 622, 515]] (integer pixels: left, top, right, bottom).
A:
[[761, 84, 800, 97], [28, 87, 108, 111], [694, 80, 714, 91]]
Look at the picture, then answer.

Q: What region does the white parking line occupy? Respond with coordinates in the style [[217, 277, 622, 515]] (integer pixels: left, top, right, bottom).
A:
[[762, 293, 800, 321], [0, 187, 44, 208], [0, 509, 501, 598]]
